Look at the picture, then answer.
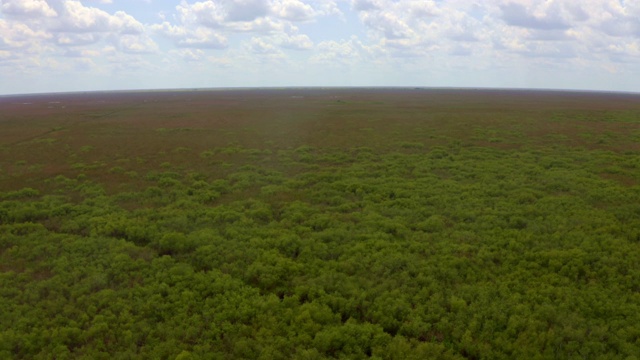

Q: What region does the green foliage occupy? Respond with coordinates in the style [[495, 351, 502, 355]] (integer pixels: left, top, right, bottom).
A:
[[0, 187, 40, 199], [2, 91, 640, 358]]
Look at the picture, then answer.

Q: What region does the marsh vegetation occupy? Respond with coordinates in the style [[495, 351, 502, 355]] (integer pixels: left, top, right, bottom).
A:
[[1, 89, 640, 359]]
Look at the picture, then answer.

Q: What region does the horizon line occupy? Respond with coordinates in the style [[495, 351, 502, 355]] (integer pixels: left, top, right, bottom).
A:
[[2, 85, 640, 98]]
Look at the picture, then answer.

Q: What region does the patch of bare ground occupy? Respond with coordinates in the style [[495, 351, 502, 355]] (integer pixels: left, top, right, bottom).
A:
[[599, 173, 638, 187]]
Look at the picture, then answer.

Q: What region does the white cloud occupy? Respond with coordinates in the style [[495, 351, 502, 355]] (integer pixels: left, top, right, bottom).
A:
[[352, 0, 482, 59], [176, 0, 226, 28], [1, 0, 57, 17], [273, 0, 316, 21], [62, 48, 101, 57], [311, 0, 342, 17], [44, 2, 142, 35], [499, 2, 571, 30], [176, 29, 226, 48], [352, 0, 380, 12], [241, 36, 289, 64], [226, 0, 271, 21], [53, 1, 115, 33], [361, 11, 414, 39], [151, 22, 227, 48], [408, 0, 439, 18], [171, 48, 206, 62], [175, 0, 272, 28], [486, 0, 640, 61], [249, 36, 281, 54], [110, 11, 145, 34], [3, 0, 640, 94], [176, 1, 290, 33], [0, 0, 157, 78], [278, 32, 313, 50], [310, 37, 378, 66], [54, 32, 101, 46], [157, 0, 332, 68], [117, 34, 159, 54], [0, 18, 52, 49], [225, 16, 288, 33], [174, 0, 335, 32]]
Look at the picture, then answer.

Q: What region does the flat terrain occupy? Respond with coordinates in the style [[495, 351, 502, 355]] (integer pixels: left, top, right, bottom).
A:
[[1, 88, 640, 359]]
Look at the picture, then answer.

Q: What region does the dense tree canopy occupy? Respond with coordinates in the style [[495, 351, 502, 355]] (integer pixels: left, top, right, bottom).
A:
[[1, 89, 640, 359]]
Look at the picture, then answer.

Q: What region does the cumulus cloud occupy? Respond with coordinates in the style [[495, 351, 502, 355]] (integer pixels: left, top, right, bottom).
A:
[[48, 2, 145, 34], [155, 0, 333, 65], [3, 0, 640, 94], [0, 0, 156, 76], [408, 0, 439, 18], [52, 1, 116, 32], [487, 0, 640, 61], [310, 37, 378, 65], [226, 0, 270, 21], [151, 22, 227, 49], [273, 0, 316, 21], [1, 1, 147, 39], [110, 11, 145, 34], [0, 18, 52, 49], [278, 33, 313, 50], [352, 0, 380, 12], [176, 0, 226, 28], [362, 11, 414, 39], [352, 0, 482, 59], [174, 0, 309, 33], [1, 0, 57, 18], [500, 2, 570, 30], [117, 34, 159, 54], [249, 37, 281, 54], [54, 32, 101, 46], [175, 0, 312, 28], [171, 48, 206, 62], [62, 48, 101, 57]]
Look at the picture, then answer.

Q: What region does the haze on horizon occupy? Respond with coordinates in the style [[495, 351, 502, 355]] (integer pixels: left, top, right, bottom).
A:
[[1, 0, 640, 96]]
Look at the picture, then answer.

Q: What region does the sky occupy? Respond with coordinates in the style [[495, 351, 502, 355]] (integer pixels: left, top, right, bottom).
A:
[[1, 0, 640, 95]]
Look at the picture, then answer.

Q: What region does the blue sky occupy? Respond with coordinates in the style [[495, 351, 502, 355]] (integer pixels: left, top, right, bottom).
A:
[[1, 0, 640, 95]]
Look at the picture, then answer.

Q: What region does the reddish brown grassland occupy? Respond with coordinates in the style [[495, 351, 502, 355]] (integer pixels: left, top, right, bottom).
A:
[[2, 88, 639, 192]]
